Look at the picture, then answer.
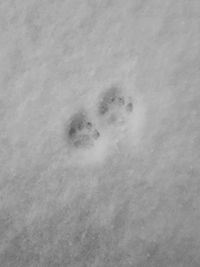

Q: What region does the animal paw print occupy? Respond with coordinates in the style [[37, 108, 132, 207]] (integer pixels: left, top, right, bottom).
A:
[[67, 112, 100, 149], [97, 86, 134, 126]]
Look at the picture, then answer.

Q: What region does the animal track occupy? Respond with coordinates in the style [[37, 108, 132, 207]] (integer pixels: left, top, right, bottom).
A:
[[67, 111, 100, 149], [63, 85, 145, 166], [97, 86, 134, 126]]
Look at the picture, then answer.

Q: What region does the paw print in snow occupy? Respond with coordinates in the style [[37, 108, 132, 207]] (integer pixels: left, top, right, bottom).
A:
[[67, 112, 100, 149], [97, 86, 134, 126]]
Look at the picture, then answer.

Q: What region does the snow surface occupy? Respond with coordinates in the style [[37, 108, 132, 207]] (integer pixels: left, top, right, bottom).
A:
[[0, 0, 200, 266]]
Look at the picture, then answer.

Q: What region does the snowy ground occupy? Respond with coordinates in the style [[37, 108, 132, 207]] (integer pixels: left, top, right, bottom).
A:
[[0, 0, 200, 266]]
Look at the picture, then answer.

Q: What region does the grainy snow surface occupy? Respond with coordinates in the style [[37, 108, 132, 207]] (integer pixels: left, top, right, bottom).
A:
[[0, 0, 200, 266]]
